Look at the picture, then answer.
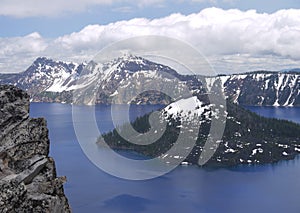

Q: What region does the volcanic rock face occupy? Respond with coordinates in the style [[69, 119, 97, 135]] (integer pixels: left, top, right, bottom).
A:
[[0, 85, 71, 213]]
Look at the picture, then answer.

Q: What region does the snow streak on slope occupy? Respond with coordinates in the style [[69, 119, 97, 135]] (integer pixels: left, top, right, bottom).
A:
[[221, 72, 300, 106]]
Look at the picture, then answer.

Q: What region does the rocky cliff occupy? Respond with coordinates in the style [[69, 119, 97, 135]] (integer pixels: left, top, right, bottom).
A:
[[0, 85, 71, 213], [217, 71, 300, 106]]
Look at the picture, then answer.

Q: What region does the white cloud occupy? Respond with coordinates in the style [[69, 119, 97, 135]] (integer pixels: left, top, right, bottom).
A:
[[0, 0, 118, 17], [190, 0, 236, 4], [136, 0, 166, 8], [191, 0, 217, 3], [1, 8, 300, 73], [0, 32, 48, 72], [0, 0, 166, 17], [54, 8, 300, 59], [112, 6, 133, 13], [0, 0, 238, 18]]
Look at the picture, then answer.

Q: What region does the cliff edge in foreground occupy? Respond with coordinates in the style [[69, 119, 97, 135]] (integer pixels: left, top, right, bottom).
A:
[[0, 85, 71, 213]]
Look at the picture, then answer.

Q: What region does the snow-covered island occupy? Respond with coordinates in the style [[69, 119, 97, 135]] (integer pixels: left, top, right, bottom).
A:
[[101, 96, 300, 167]]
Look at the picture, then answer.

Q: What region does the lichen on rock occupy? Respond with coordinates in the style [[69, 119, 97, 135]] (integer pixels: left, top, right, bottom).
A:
[[0, 85, 71, 213]]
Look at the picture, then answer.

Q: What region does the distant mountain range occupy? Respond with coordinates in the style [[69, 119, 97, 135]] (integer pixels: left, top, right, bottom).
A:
[[0, 56, 299, 106], [281, 68, 300, 73]]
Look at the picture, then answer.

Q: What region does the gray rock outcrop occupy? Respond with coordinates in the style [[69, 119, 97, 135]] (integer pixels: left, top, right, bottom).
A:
[[0, 85, 71, 213]]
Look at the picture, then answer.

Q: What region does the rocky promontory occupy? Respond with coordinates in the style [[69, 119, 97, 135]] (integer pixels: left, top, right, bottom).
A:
[[0, 85, 71, 212]]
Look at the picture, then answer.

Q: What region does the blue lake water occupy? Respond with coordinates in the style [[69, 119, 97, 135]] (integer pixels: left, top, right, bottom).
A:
[[30, 103, 300, 213]]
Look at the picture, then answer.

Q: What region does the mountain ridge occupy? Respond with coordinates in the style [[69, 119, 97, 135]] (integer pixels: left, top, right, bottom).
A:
[[0, 56, 299, 106]]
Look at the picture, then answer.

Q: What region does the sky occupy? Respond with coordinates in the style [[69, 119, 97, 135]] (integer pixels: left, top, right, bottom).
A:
[[0, 0, 300, 74]]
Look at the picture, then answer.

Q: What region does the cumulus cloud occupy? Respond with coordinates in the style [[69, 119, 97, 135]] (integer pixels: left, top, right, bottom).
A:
[[1, 8, 300, 73], [54, 8, 300, 64], [0, 32, 47, 54], [0, 32, 48, 72]]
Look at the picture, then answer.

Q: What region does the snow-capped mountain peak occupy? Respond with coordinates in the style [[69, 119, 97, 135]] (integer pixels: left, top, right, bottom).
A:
[[29, 57, 82, 75], [72, 54, 196, 105], [4, 57, 85, 94], [0, 56, 299, 106]]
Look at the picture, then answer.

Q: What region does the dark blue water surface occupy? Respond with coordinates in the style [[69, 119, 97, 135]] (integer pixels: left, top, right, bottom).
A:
[[245, 106, 300, 124], [30, 104, 300, 213]]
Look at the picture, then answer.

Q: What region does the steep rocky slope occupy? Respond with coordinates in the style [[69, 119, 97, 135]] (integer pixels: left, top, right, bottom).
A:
[[216, 71, 300, 106], [0, 85, 71, 212]]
